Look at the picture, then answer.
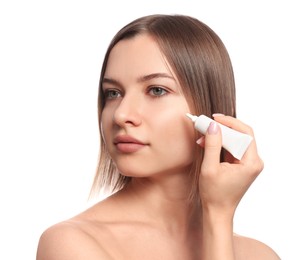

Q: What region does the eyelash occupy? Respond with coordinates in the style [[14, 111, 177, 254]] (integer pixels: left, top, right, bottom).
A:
[[147, 86, 168, 97], [103, 89, 121, 100], [103, 86, 169, 100]]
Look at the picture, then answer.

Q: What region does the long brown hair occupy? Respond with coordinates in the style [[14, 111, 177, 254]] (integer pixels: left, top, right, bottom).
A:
[[90, 14, 236, 200]]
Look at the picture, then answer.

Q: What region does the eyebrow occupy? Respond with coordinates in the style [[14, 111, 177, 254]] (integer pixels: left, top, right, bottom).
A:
[[138, 73, 175, 82], [102, 73, 175, 87]]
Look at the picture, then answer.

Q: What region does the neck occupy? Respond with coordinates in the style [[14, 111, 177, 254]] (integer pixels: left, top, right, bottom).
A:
[[117, 175, 202, 235]]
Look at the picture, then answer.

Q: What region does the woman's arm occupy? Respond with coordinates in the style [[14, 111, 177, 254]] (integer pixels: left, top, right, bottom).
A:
[[198, 115, 263, 259]]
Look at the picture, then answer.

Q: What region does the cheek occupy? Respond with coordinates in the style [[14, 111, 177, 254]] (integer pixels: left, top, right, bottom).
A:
[[153, 115, 196, 156], [101, 109, 113, 145], [150, 100, 196, 149]]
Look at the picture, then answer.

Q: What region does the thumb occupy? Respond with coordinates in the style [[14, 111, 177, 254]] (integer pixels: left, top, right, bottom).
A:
[[201, 121, 222, 170]]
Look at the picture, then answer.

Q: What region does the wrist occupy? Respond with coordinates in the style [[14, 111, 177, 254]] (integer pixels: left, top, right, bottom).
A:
[[201, 206, 234, 231]]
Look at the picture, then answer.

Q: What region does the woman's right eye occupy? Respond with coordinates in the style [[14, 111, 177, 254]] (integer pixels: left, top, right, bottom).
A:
[[104, 89, 121, 99]]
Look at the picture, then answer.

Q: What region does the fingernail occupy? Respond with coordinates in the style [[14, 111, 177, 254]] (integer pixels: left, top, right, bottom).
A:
[[208, 121, 219, 134], [196, 136, 204, 144]]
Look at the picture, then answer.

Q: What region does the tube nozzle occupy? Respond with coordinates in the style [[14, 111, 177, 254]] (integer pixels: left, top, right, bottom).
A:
[[186, 113, 197, 122]]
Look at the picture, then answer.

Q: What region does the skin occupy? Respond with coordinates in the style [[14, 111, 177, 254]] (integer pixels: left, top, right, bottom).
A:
[[36, 34, 280, 260]]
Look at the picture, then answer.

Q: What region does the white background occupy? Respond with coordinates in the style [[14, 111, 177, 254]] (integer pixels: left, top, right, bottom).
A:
[[0, 0, 298, 259]]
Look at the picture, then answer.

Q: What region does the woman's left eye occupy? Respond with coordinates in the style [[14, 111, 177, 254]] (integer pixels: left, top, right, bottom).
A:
[[148, 87, 168, 97]]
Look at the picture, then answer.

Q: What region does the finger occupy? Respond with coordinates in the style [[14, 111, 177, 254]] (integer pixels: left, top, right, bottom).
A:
[[201, 121, 222, 173]]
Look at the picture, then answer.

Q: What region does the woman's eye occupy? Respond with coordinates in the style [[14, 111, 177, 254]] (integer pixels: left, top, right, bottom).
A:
[[104, 89, 121, 99], [149, 87, 167, 97]]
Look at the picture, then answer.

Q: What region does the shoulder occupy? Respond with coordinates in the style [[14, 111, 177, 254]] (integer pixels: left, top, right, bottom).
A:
[[36, 220, 112, 260], [36, 194, 127, 259], [233, 234, 281, 260]]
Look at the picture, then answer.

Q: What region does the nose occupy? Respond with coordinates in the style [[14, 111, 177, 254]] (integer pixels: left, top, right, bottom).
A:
[[113, 94, 142, 127]]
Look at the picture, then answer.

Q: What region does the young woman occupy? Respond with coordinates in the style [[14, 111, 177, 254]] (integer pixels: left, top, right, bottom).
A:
[[37, 14, 280, 259]]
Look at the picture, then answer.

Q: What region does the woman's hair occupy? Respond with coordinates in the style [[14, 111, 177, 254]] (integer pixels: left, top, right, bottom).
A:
[[90, 14, 236, 200]]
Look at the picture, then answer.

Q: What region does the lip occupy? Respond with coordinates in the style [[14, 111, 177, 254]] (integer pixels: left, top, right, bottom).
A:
[[113, 135, 147, 153]]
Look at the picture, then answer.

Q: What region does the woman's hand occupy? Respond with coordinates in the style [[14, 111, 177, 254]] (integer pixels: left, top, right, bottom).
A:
[[198, 115, 263, 259], [198, 115, 263, 215]]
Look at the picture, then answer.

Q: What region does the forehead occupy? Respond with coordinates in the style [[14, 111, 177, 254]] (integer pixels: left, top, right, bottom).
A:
[[104, 34, 175, 80]]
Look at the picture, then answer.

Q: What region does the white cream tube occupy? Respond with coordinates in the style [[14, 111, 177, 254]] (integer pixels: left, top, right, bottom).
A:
[[186, 113, 253, 160]]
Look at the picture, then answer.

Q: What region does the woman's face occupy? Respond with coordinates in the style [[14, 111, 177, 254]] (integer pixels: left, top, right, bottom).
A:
[[101, 34, 197, 178]]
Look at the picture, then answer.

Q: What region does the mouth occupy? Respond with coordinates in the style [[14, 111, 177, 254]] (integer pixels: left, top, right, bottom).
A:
[[113, 135, 147, 153]]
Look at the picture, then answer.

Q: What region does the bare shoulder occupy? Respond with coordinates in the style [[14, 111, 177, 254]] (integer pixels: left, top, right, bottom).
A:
[[36, 193, 128, 260], [36, 219, 112, 260], [233, 234, 281, 260]]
